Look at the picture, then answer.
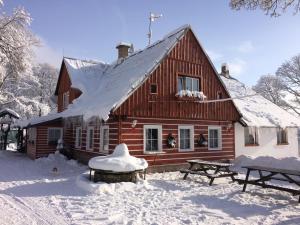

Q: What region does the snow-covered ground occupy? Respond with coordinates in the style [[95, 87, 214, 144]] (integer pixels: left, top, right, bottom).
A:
[[0, 150, 299, 225]]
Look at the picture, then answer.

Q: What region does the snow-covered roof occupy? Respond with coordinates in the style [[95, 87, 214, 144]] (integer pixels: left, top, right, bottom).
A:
[[15, 112, 62, 128], [221, 75, 300, 127], [63, 57, 109, 93], [0, 108, 20, 119], [61, 24, 190, 120]]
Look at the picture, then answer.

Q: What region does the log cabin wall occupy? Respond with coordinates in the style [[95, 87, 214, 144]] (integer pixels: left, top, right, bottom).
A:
[[33, 121, 63, 158], [119, 117, 235, 166], [70, 118, 119, 164], [114, 30, 240, 121]]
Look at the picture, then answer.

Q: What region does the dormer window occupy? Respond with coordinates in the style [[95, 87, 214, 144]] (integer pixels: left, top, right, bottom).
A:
[[178, 76, 200, 92], [63, 91, 69, 110]]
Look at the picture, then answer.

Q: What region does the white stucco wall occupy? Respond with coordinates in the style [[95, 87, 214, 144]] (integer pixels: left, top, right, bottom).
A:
[[235, 123, 300, 158]]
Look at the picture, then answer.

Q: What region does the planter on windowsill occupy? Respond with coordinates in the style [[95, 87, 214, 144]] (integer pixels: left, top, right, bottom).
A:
[[175, 90, 207, 101]]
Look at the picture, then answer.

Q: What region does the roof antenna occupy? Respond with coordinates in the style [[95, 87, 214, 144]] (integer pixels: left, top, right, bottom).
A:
[[147, 12, 162, 46]]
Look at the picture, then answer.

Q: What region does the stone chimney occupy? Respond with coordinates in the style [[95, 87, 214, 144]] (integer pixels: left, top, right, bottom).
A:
[[116, 42, 131, 59], [221, 63, 230, 78]]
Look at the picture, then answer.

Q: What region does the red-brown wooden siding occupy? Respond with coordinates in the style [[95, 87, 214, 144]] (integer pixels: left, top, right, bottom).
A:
[[32, 121, 63, 158], [57, 64, 81, 112], [70, 117, 235, 165], [113, 30, 240, 121]]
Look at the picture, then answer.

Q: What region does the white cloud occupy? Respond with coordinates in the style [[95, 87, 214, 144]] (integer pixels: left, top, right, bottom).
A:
[[33, 37, 62, 68], [227, 58, 247, 76], [206, 50, 223, 61], [237, 41, 254, 53]]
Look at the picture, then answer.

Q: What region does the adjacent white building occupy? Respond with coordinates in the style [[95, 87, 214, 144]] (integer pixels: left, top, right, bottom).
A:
[[220, 65, 300, 158]]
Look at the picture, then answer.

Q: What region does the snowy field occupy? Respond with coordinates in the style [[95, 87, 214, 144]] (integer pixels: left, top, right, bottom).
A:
[[0, 151, 299, 225]]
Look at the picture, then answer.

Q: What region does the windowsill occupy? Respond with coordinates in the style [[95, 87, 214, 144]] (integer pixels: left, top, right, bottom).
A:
[[245, 144, 259, 147], [277, 143, 289, 146], [144, 151, 166, 155], [179, 149, 194, 152], [208, 148, 222, 151]]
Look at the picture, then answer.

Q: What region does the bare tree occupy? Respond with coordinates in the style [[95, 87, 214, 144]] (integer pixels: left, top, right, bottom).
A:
[[253, 74, 286, 106], [276, 54, 300, 115], [0, 2, 39, 95], [230, 0, 300, 16]]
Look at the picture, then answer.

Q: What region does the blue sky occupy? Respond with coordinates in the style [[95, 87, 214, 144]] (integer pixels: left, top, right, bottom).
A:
[[3, 0, 300, 85]]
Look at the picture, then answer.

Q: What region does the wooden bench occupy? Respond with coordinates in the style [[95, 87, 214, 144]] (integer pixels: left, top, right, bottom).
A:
[[236, 165, 300, 203], [180, 159, 237, 185]]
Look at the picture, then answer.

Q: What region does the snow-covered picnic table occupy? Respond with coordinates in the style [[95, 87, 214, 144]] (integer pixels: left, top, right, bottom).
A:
[[180, 159, 237, 185], [236, 165, 300, 203]]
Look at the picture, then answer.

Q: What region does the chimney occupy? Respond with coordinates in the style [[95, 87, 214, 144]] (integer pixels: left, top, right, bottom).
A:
[[221, 63, 230, 78], [116, 42, 131, 59]]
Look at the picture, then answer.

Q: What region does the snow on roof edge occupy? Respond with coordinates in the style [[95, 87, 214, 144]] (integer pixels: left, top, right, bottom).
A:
[[221, 75, 300, 127]]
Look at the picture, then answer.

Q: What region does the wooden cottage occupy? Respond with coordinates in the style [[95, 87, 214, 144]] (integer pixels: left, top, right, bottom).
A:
[[26, 25, 242, 170]]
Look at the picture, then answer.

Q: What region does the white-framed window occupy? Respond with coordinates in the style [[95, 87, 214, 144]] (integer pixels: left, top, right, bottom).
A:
[[63, 91, 69, 110], [48, 128, 63, 145], [277, 127, 288, 145], [208, 126, 222, 150], [100, 125, 109, 152], [144, 125, 162, 152], [86, 127, 94, 151], [178, 125, 194, 151], [244, 127, 259, 145], [75, 127, 82, 148], [178, 75, 200, 92]]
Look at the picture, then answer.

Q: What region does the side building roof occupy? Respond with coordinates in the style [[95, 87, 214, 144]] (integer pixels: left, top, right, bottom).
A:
[[221, 75, 300, 127]]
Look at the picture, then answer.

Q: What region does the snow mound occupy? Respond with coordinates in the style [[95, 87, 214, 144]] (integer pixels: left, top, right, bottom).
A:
[[35, 151, 82, 175], [88, 143, 148, 172], [232, 155, 300, 171], [76, 172, 151, 194]]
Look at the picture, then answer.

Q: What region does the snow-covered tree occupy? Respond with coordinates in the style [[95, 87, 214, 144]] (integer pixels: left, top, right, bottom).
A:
[[0, 1, 39, 96], [32, 63, 58, 114], [1, 63, 58, 119], [0, 1, 59, 119], [276, 54, 300, 116], [230, 0, 300, 16], [253, 74, 286, 106]]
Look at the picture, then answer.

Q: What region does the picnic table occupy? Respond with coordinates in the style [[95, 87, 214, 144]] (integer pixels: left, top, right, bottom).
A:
[[236, 165, 300, 203], [180, 159, 237, 185]]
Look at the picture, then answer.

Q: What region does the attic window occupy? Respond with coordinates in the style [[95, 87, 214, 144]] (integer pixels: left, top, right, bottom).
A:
[[150, 84, 157, 94], [178, 76, 200, 92], [217, 91, 223, 99], [63, 91, 69, 110]]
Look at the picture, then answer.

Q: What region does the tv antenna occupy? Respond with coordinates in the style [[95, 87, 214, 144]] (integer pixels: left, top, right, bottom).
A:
[[147, 12, 162, 45]]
